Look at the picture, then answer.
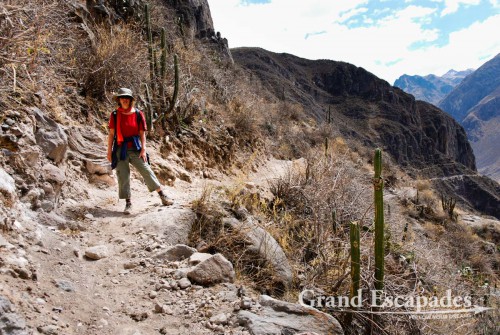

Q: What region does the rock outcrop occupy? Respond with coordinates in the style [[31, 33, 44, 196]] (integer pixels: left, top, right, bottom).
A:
[[237, 295, 343, 335]]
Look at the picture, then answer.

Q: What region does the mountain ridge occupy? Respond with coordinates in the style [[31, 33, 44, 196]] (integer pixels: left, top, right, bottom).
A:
[[393, 69, 473, 105], [438, 53, 500, 182]]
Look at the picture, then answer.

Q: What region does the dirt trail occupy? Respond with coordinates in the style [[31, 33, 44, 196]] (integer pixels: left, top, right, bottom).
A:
[[2, 157, 292, 335]]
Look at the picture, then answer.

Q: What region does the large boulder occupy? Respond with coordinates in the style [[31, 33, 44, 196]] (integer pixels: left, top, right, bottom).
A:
[[31, 107, 68, 163], [223, 217, 293, 289], [0, 295, 28, 335], [187, 253, 235, 286], [237, 295, 343, 335], [0, 167, 16, 207], [154, 244, 197, 261]]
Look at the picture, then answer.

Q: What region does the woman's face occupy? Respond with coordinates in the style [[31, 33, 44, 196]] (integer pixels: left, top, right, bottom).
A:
[[119, 97, 131, 109]]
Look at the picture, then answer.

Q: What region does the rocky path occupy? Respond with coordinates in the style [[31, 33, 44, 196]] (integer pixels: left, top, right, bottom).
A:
[[1, 157, 305, 335]]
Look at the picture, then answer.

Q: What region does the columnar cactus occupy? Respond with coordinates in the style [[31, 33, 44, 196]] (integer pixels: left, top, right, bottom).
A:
[[441, 194, 456, 220], [143, 4, 181, 129], [373, 148, 385, 294], [160, 28, 167, 80], [166, 54, 179, 115], [145, 4, 155, 93]]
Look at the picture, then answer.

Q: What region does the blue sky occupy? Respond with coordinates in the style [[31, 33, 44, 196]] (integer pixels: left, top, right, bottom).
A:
[[207, 0, 500, 83]]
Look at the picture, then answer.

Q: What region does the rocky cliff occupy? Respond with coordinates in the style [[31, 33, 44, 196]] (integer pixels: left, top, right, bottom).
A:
[[232, 48, 476, 176]]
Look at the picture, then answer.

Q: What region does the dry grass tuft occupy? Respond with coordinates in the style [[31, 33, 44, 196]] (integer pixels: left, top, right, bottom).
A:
[[73, 24, 148, 100]]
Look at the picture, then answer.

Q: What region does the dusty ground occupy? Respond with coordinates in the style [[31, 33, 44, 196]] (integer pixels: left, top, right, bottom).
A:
[[0, 155, 293, 335]]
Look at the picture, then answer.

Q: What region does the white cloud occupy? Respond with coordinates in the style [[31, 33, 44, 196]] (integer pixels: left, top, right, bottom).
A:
[[208, 1, 500, 83], [441, 0, 482, 16]]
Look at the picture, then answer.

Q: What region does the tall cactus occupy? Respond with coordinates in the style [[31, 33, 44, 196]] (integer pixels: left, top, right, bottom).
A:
[[143, 83, 153, 132], [166, 53, 179, 115], [350, 221, 361, 300], [441, 194, 456, 220], [143, 4, 181, 129], [373, 148, 385, 295], [145, 4, 155, 95], [160, 28, 167, 79], [159, 28, 167, 117]]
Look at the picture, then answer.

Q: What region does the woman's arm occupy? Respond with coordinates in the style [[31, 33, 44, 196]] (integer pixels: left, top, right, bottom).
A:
[[107, 129, 115, 162]]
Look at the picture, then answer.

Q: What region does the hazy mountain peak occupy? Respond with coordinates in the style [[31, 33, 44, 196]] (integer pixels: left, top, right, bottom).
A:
[[393, 69, 471, 105]]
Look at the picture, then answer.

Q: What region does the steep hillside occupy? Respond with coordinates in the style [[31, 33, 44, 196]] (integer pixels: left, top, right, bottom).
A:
[[232, 48, 476, 175], [439, 53, 500, 181], [439, 53, 500, 122], [231, 48, 500, 217], [394, 69, 472, 105]]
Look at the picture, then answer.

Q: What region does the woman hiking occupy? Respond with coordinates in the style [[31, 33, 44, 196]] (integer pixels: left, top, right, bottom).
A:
[[106, 88, 173, 214]]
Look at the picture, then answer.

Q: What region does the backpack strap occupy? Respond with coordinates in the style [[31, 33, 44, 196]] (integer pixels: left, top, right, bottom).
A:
[[135, 109, 144, 132], [112, 110, 117, 141]]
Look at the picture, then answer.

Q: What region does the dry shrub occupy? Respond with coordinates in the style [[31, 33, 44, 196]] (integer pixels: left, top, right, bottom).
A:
[[416, 178, 431, 191], [190, 185, 287, 295], [227, 98, 261, 146], [74, 24, 148, 100], [447, 221, 495, 277], [404, 178, 447, 222], [0, 1, 44, 68], [472, 221, 500, 245], [267, 146, 373, 291]]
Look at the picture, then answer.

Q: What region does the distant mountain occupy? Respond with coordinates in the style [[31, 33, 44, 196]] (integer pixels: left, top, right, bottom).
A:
[[439, 53, 500, 182], [393, 69, 473, 105]]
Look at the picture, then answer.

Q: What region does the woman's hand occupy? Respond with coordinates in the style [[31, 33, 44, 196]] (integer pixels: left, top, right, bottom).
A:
[[139, 149, 147, 162]]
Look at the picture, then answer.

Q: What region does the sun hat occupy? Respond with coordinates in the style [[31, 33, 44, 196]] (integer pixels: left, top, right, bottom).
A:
[[113, 87, 134, 101]]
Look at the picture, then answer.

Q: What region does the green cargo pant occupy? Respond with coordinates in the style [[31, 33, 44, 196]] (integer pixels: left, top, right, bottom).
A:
[[115, 148, 161, 199]]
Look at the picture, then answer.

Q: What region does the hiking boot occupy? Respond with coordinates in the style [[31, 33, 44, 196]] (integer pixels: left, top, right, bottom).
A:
[[124, 202, 132, 214], [160, 194, 173, 206]]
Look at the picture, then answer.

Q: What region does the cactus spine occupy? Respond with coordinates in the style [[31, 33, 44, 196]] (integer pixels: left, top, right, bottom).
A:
[[373, 148, 385, 295], [350, 221, 361, 300]]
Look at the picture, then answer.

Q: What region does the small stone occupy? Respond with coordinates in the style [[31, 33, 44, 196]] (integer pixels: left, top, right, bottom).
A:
[[124, 261, 138, 270], [149, 291, 158, 299], [241, 297, 252, 310], [55, 280, 74, 292], [85, 245, 109, 260], [177, 278, 191, 290], [37, 325, 59, 335], [97, 318, 108, 327]]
